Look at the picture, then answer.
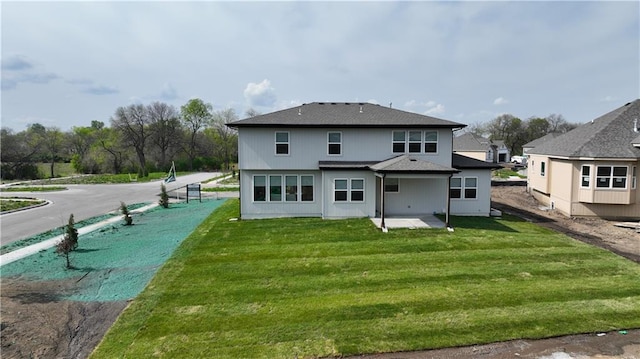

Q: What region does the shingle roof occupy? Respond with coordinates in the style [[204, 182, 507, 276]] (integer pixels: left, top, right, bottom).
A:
[[227, 102, 465, 128], [369, 155, 458, 173], [522, 132, 563, 149], [528, 100, 640, 159], [453, 133, 492, 152], [318, 161, 378, 170], [452, 153, 502, 169]]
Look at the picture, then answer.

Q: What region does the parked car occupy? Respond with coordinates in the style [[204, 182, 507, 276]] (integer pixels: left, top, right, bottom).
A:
[[511, 155, 527, 165]]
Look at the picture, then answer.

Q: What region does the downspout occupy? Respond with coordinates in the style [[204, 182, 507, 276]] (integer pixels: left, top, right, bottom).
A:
[[381, 173, 387, 232], [446, 173, 453, 231]]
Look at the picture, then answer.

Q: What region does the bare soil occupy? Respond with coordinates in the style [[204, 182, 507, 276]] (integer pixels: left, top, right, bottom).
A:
[[1, 187, 639, 359]]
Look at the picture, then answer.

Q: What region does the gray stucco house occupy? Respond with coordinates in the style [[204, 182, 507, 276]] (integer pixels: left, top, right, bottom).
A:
[[227, 102, 499, 228]]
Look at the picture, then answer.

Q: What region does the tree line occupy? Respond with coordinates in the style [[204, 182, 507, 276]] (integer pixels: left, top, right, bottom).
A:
[[465, 113, 578, 155], [1, 98, 248, 180]]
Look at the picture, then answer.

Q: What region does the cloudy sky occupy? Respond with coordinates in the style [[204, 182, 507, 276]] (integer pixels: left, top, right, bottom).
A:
[[1, 1, 638, 131]]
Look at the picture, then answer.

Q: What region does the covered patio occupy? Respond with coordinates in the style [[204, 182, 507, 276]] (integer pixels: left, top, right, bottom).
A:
[[370, 214, 445, 229]]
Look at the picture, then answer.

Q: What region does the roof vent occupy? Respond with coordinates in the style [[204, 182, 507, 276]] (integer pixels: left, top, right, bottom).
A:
[[359, 105, 363, 113], [331, 102, 336, 105], [634, 118, 638, 133], [409, 158, 417, 162], [298, 108, 302, 116]]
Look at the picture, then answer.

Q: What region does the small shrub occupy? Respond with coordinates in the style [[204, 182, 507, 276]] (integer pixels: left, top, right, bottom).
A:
[[120, 202, 133, 225], [55, 213, 78, 269], [159, 184, 170, 208]]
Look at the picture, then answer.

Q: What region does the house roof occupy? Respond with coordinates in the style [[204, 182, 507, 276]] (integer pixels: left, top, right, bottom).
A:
[[370, 155, 458, 173], [453, 133, 491, 152], [528, 100, 640, 159], [227, 102, 466, 128], [452, 153, 502, 169], [522, 132, 563, 149], [318, 161, 378, 170]]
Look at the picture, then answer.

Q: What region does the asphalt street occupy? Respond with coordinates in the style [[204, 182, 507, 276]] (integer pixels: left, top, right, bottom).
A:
[[0, 172, 220, 246]]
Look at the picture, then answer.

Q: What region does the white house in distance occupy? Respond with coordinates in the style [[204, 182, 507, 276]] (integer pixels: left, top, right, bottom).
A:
[[527, 100, 640, 219], [227, 102, 500, 229], [453, 132, 510, 163]]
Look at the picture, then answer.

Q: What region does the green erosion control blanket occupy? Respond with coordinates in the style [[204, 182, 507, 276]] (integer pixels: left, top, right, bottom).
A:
[[1, 199, 226, 301]]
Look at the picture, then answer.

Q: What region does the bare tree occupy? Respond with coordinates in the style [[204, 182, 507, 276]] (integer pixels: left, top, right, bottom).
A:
[[546, 113, 577, 133], [111, 104, 152, 177], [181, 98, 212, 171], [210, 108, 239, 171], [147, 102, 182, 170], [42, 127, 65, 178]]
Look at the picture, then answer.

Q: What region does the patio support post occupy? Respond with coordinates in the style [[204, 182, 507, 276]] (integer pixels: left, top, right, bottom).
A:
[[446, 174, 452, 228], [380, 174, 386, 230]]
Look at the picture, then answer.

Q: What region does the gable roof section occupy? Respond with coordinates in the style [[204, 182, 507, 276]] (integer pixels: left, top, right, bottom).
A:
[[228, 102, 465, 128], [528, 100, 640, 159], [369, 155, 458, 173], [453, 133, 491, 152], [522, 132, 563, 149], [452, 153, 502, 169]]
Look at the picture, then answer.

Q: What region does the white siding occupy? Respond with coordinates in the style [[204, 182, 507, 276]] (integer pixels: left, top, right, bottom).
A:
[[378, 176, 449, 216], [450, 169, 492, 216], [238, 127, 454, 170], [322, 170, 376, 218]]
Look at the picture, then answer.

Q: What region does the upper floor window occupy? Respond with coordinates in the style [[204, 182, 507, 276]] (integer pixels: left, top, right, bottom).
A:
[[581, 165, 591, 188], [392, 131, 406, 153], [540, 161, 546, 177], [596, 166, 627, 189], [328, 132, 342, 155], [408, 131, 422, 153], [424, 131, 438, 153], [275, 131, 289, 155]]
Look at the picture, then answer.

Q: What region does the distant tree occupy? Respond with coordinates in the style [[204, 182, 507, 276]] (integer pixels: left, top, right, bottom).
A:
[[525, 117, 550, 143], [209, 108, 239, 171], [0, 128, 40, 180], [486, 114, 525, 155], [69, 125, 98, 173], [56, 214, 78, 269], [546, 113, 577, 133], [181, 98, 212, 171], [464, 121, 487, 137], [111, 104, 152, 177], [96, 126, 127, 174], [148, 102, 182, 170], [244, 108, 261, 118], [42, 127, 66, 178]]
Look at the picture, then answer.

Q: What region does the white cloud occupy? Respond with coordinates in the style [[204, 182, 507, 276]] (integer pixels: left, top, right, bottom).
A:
[[244, 79, 277, 108], [425, 104, 445, 116], [493, 97, 509, 105], [599, 95, 616, 102]]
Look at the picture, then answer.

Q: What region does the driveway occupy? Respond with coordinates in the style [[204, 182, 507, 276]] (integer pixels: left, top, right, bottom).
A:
[[0, 172, 220, 246]]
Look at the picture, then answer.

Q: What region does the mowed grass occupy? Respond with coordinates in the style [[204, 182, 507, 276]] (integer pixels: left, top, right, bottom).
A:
[[91, 200, 640, 358]]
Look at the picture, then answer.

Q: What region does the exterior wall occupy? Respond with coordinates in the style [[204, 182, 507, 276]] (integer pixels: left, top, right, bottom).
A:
[[453, 150, 487, 162], [377, 176, 449, 216], [240, 170, 322, 219], [546, 159, 574, 215], [450, 169, 493, 216], [527, 154, 550, 194], [238, 127, 454, 170], [497, 146, 510, 162], [321, 170, 376, 219]]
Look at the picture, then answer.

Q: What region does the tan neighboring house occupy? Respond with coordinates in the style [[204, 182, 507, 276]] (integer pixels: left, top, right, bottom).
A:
[[453, 132, 510, 163], [527, 100, 640, 220], [521, 132, 562, 156]]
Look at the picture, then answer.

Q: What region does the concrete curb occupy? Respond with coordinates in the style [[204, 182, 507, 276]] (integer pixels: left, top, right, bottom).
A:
[[0, 203, 158, 267]]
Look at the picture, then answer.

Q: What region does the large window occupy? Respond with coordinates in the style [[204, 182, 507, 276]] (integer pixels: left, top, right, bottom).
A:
[[253, 174, 314, 202], [334, 178, 365, 202], [633, 166, 637, 189], [596, 166, 627, 189], [450, 177, 477, 199], [275, 131, 289, 155], [581, 165, 591, 188], [328, 132, 342, 155], [392, 131, 406, 153], [253, 175, 266, 202], [424, 131, 438, 153]]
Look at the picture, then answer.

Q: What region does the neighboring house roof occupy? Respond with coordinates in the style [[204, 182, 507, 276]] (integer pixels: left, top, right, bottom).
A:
[[453, 133, 491, 152], [522, 132, 563, 149], [528, 100, 640, 158], [227, 102, 466, 128], [633, 134, 640, 148], [452, 153, 502, 169]]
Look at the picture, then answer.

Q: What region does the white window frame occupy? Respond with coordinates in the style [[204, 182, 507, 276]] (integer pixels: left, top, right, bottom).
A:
[[596, 165, 628, 189], [580, 165, 591, 188], [540, 161, 546, 177], [285, 175, 298, 202], [301, 175, 314, 202], [253, 175, 267, 202], [334, 178, 348, 202], [275, 131, 290, 156], [424, 130, 438, 154], [392, 131, 406, 153], [408, 131, 422, 153], [633, 166, 637, 190], [327, 131, 342, 156], [450, 176, 477, 200], [269, 175, 283, 201], [350, 178, 365, 202]]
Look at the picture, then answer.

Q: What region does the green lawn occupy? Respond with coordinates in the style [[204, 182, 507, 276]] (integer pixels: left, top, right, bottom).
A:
[[91, 200, 640, 358]]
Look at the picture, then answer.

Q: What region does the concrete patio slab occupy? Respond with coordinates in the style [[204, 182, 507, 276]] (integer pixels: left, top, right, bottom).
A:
[[370, 214, 445, 229]]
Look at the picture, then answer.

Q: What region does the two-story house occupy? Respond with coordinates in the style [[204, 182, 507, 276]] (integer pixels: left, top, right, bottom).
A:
[[227, 102, 499, 228], [527, 100, 640, 219], [453, 132, 511, 163]]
